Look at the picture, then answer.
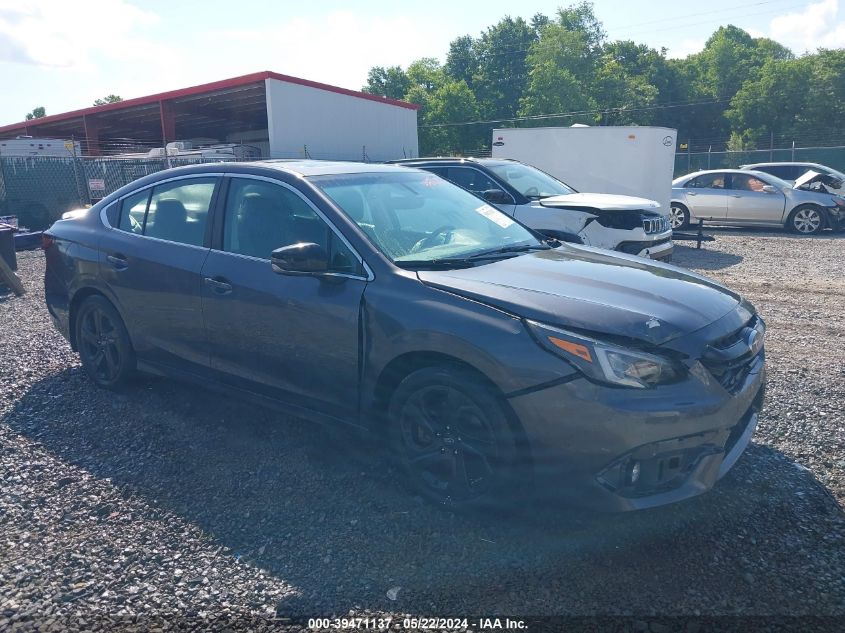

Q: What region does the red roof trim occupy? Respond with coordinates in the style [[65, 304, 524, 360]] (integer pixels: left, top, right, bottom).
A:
[[0, 70, 418, 133]]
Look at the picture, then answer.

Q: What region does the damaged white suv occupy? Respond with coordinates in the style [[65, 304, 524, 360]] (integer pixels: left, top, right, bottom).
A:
[[391, 157, 673, 260]]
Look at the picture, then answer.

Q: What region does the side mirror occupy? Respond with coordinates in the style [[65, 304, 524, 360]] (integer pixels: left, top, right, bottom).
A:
[[271, 242, 329, 275], [482, 189, 512, 204], [761, 185, 777, 194]]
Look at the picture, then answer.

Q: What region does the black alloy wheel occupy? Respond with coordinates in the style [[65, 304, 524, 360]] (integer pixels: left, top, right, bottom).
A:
[[389, 366, 521, 509], [75, 296, 135, 389]]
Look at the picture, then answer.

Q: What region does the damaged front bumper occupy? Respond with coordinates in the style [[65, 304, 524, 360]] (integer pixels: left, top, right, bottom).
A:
[[509, 347, 766, 512]]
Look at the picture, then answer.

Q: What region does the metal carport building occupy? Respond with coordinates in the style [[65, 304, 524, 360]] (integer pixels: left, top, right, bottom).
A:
[[0, 71, 419, 161]]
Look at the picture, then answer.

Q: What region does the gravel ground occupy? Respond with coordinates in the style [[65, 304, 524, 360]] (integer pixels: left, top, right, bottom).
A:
[[1, 232, 844, 631]]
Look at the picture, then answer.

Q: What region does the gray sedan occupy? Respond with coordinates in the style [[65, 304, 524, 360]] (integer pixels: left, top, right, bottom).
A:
[[670, 169, 845, 234]]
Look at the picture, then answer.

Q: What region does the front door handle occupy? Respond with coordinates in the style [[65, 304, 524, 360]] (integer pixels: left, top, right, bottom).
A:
[[731, 194, 742, 198], [204, 276, 233, 295], [106, 254, 128, 270], [687, 191, 697, 196]]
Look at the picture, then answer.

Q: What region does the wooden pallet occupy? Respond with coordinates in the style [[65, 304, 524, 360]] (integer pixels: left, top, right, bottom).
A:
[[0, 254, 25, 296]]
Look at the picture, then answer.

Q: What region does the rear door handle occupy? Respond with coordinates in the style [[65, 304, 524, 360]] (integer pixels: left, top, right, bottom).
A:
[[731, 194, 742, 198], [204, 276, 233, 295], [106, 254, 128, 270], [687, 191, 697, 196]]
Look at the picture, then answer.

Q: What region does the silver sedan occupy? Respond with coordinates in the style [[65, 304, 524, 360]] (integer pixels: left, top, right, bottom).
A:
[[670, 169, 845, 234]]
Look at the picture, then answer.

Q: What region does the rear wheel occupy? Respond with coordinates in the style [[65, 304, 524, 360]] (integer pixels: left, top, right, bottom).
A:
[[669, 203, 690, 230], [388, 366, 523, 510], [787, 205, 825, 234], [75, 296, 135, 389]]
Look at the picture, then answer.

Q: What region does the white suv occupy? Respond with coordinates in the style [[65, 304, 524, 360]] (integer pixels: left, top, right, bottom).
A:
[[391, 158, 673, 260]]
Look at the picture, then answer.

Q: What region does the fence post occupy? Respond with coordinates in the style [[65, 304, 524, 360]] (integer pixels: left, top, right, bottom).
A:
[[707, 145, 712, 169], [792, 141, 795, 161], [770, 131, 774, 161], [68, 138, 86, 206], [687, 140, 691, 172]]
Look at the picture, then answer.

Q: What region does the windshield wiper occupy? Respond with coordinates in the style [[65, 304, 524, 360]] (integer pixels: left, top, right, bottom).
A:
[[466, 243, 552, 259], [394, 244, 551, 270]]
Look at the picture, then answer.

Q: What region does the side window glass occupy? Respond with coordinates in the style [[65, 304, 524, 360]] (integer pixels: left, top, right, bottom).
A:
[[445, 167, 500, 194], [224, 179, 361, 274], [731, 175, 766, 192], [143, 178, 216, 246], [118, 189, 149, 233], [689, 174, 725, 189]]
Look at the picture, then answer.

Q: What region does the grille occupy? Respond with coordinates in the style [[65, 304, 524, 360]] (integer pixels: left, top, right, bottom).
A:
[[700, 316, 765, 394], [642, 215, 670, 234]]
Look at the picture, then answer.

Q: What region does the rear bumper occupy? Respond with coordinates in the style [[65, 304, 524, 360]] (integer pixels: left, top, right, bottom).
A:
[[509, 352, 766, 512]]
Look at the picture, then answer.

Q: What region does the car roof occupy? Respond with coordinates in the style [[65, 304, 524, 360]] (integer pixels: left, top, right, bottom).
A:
[[388, 157, 519, 167], [677, 169, 766, 178], [743, 162, 820, 167], [135, 159, 415, 180]]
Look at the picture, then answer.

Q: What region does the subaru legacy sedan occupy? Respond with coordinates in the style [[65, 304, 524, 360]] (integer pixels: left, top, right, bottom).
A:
[[44, 161, 765, 512]]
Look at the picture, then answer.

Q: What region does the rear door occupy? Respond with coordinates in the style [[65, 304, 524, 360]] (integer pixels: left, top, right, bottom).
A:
[[682, 173, 728, 219], [726, 173, 786, 224], [100, 175, 219, 371], [200, 175, 367, 420]]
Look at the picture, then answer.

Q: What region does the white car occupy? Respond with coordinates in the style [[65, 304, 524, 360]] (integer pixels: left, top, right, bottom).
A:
[[390, 158, 673, 260]]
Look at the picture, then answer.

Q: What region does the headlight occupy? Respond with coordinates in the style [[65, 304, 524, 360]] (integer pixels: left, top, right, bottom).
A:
[[525, 320, 683, 388]]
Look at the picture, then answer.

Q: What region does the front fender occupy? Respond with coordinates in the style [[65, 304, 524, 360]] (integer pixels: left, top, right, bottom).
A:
[[359, 272, 572, 415]]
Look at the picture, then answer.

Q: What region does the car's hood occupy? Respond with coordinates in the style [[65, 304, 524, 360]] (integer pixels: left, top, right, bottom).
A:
[[793, 169, 843, 191], [418, 246, 741, 345], [539, 192, 661, 212]]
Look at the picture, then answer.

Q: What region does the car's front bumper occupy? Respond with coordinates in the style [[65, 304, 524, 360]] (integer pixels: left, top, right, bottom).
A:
[[825, 206, 845, 231], [614, 235, 674, 260], [509, 351, 765, 511]]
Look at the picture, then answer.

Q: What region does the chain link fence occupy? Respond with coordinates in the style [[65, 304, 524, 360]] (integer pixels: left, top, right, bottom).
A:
[[674, 146, 845, 177]]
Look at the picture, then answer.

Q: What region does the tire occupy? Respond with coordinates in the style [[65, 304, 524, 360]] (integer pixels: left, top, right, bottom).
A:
[[387, 365, 524, 510], [669, 203, 690, 230], [787, 205, 825, 235], [74, 296, 136, 389]]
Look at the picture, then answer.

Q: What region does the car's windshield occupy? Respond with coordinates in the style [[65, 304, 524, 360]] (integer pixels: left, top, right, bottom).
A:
[[311, 171, 544, 265], [486, 162, 576, 199]]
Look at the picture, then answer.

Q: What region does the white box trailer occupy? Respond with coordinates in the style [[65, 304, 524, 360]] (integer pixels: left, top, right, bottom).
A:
[[491, 126, 677, 217]]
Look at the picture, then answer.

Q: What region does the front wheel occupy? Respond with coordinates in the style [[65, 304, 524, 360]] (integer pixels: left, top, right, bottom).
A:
[[388, 366, 523, 510], [75, 296, 136, 389], [788, 205, 825, 234], [669, 203, 690, 230]]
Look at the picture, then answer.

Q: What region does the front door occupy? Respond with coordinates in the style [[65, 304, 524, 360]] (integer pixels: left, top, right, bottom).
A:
[[726, 173, 786, 224], [683, 172, 728, 220], [100, 176, 219, 371], [200, 176, 367, 420]]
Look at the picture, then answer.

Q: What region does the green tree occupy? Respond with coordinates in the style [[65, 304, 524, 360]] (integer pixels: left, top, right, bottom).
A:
[[421, 80, 481, 155], [444, 35, 477, 88], [472, 16, 539, 119], [362, 66, 411, 100], [406, 58, 445, 92], [93, 95, 123, 106], [726, 57, 809, 142], [25, 106, 46, 120]]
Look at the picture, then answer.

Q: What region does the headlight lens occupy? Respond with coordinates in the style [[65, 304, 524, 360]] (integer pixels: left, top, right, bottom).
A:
[[526, 320, 682, 388]]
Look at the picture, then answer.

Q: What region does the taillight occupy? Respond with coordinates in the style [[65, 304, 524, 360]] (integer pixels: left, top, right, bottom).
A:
[[41, 234, 55, 250]]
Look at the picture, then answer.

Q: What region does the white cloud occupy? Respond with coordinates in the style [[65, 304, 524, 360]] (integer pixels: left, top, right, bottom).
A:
[[204, 11, 445, 90], [0, 0, 167, 69], [769, 0, 845, 53], [666, 38, 706, 59]]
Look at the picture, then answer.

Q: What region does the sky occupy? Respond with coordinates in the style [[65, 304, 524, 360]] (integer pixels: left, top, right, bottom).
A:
[[0, 0, 843, 125]]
